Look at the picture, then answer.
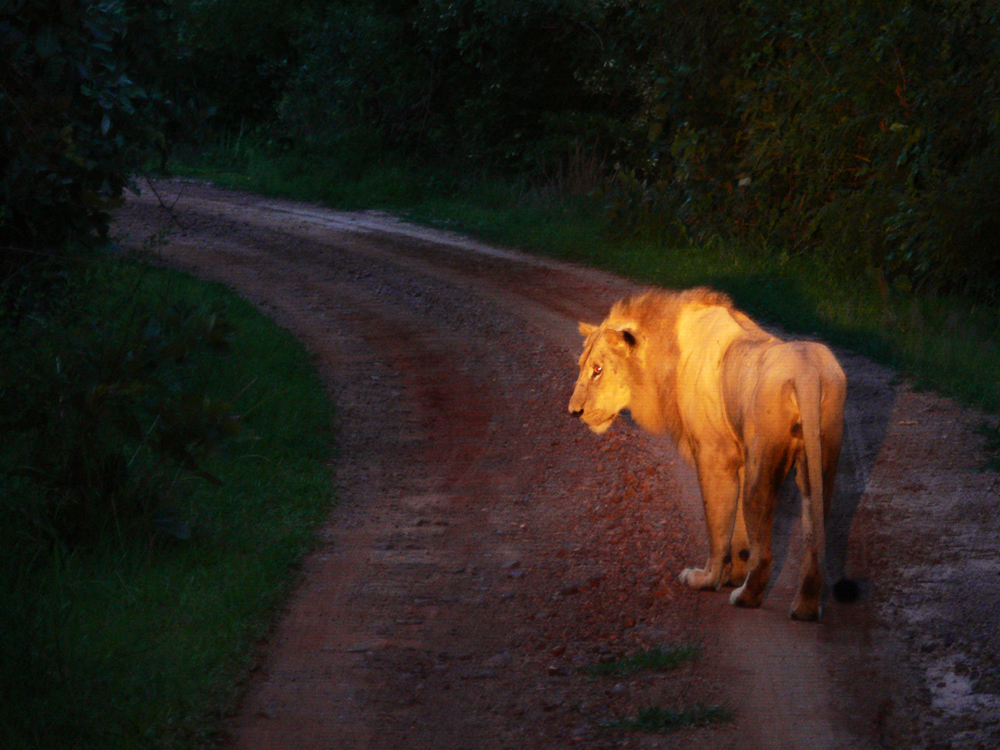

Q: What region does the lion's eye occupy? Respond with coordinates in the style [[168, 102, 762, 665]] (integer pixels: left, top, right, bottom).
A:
[[592, 363, 603, 377]]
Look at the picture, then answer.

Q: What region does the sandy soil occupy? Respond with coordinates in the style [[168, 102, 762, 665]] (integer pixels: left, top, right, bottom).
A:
[[114, 179, 1000, 749]]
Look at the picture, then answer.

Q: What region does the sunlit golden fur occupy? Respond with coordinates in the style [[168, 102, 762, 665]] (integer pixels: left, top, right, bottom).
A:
[[569, 287, 846, 620]]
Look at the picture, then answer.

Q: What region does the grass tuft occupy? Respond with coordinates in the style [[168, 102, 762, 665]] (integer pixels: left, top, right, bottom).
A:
[[580, 645, 700, 679], [604, 704, 732, 733]]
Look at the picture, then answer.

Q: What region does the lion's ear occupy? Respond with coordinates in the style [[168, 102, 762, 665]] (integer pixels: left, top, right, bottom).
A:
[[609, 328, 637, 349], [603, 327, 638, 353], [578, 321, 598, 338]]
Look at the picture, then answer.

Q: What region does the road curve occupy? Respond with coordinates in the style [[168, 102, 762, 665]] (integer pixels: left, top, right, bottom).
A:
[[114, 179, 1000, 749]]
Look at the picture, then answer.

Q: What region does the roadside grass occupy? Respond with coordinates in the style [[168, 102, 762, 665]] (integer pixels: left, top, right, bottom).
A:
[[173, 141, 1000, 420], [171, 137, 433, 209], [0, 258, 334, 749], [579, 645, 700, 679]]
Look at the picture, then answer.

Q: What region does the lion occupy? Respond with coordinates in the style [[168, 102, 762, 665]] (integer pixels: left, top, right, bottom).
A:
[[568, 287, 846, 620]]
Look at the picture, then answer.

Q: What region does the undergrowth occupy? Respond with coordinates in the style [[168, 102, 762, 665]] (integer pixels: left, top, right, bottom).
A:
[[580, 646, 729, 734], [0, 251, 334, 749]]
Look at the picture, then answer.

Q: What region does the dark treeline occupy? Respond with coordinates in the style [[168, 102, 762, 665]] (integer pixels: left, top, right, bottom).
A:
[[4, 0, 1000, 298]]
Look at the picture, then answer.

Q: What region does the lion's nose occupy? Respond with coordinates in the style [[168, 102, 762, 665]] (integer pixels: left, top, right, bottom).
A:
[[569, 405, 584, 418]]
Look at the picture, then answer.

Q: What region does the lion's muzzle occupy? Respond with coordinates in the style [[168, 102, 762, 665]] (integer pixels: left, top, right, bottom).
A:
[[568, 397, 615, 434], [567, 387, 586, 419], [568, 401, 584, 419]]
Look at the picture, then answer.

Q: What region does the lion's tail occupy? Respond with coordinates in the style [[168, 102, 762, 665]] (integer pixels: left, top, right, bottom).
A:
[[795, 369, 828, 579]]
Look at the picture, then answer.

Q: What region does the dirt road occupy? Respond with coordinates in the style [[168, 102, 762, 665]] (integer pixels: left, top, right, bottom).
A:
[[115, 180, 1000, 749]]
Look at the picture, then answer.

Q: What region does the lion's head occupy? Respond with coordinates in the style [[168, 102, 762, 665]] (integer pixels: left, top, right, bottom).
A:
[[567, 321, 637, 434]]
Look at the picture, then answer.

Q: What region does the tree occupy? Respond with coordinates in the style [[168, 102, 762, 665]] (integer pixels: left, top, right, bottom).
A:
[[0, 0, 177, 252]]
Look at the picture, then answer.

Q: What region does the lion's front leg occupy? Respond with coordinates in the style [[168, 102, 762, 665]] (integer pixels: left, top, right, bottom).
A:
[[729, 440, 791, 609], [727, 487, 751, 586], [679, 453, 741, 591]]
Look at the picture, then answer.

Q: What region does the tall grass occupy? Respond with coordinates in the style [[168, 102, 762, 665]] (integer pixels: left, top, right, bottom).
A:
[[0, 257, 334, 749]]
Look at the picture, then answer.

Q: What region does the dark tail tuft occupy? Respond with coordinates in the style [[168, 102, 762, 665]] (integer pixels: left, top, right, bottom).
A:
[[831, 577, 860, 604]]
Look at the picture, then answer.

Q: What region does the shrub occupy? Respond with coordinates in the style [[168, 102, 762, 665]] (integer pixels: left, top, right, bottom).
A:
[[642, 0, 1000, 300], [0, 257, 239, 551], [0, 0, 178, 251], [280, 0, 652, 174]]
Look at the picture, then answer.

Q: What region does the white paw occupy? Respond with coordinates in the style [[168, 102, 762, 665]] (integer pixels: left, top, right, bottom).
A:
[[728, 584, 746, 606], [679, 567, 717, 590], [678, 567, 697, 587]]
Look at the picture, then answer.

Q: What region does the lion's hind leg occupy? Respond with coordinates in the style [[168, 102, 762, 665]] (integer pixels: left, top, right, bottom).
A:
[[789, 360, 843, 621], [789, 446, 829, 621], [790, 557, 823, 620]]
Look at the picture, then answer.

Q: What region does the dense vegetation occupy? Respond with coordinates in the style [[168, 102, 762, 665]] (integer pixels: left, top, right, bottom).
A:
[[1, 3, 335, 747], [3, 0, 1000, 746], [7, 1, 1000, 296], [1, 260, 334, 749], [173, 0, 1000, 301]]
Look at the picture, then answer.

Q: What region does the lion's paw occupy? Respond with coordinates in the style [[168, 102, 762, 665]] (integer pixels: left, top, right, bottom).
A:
[[729, 583, 764, 609], [790, 595, 822, 621], [678, 567, 719, 590]]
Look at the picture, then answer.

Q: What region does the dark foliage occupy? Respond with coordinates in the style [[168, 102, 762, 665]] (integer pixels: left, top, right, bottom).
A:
[[0, 0, 178, 250], [0, 259, 240, 551], [215, 0, 1000, 299], [641, 0, 1000, 300], [1, 1, 241, 553], [279, 0, 654, 175], [7, 0, 1000, 298]]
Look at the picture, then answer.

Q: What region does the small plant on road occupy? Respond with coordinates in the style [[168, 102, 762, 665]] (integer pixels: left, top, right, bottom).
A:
[[604, 704, 732, 733], [580, 644, 699, 679]]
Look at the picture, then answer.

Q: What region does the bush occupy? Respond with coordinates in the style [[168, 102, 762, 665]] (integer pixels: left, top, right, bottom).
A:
[[0, 0, 178, 251], [0, 256, 239, 551], [641, 0, 1000, 300], [280, 0, 652, 174], [166, 0, 1000, 300], [0, 261, 335, 750]]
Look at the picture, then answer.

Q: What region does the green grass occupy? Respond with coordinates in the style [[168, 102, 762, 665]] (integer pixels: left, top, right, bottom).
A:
[[0, 260, 335, 749], [580, 645, 700, 679], [171, 139, 1000, 419], [603, 704, 732, 733], [579, 646, 730, 734]]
